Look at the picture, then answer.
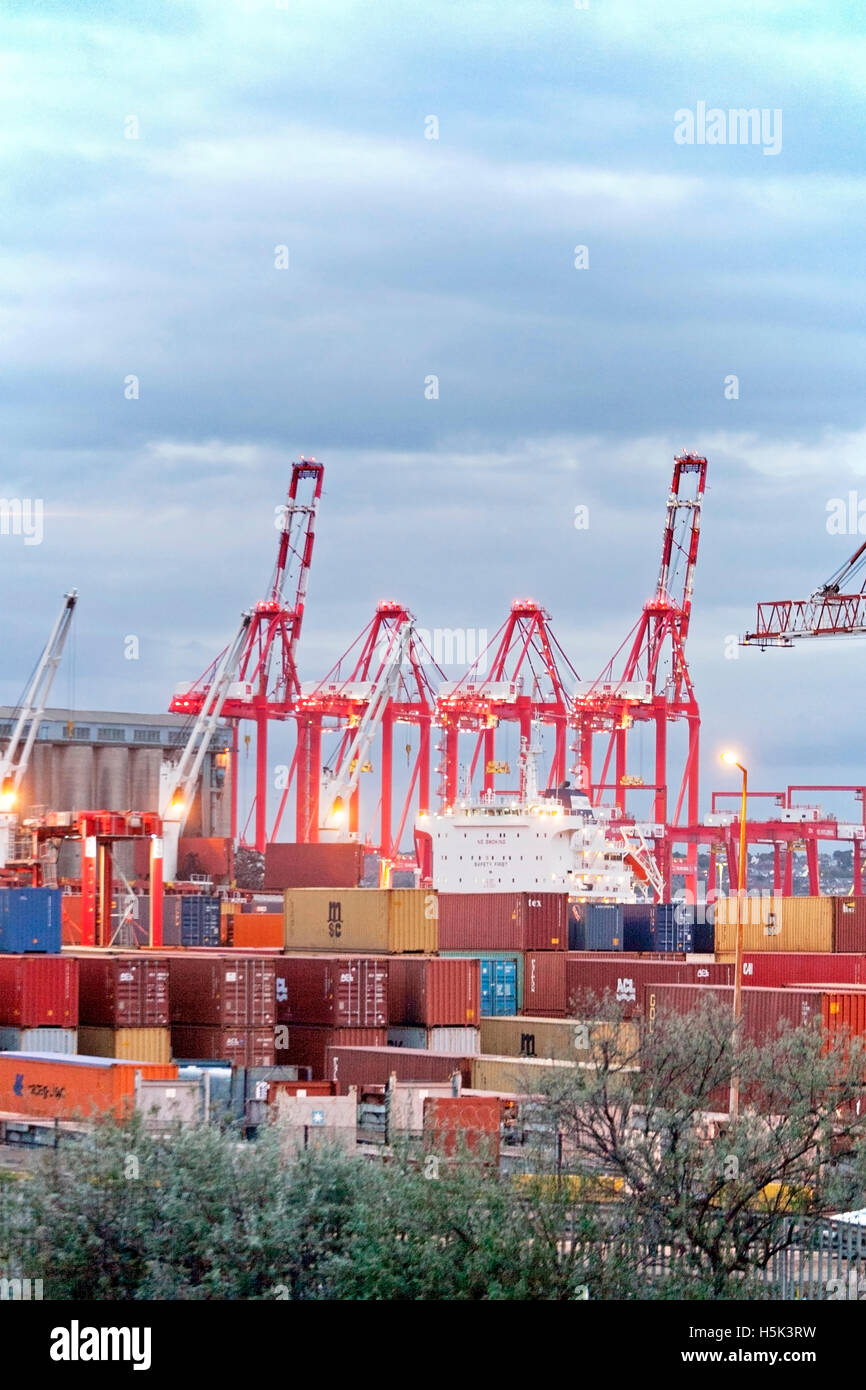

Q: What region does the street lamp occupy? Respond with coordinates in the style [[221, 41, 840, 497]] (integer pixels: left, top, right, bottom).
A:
[[721, 750, 748, 1118]]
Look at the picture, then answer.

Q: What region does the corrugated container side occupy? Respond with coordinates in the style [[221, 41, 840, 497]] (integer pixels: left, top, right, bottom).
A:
[[0, 889, 62, 954], [715, 896, 835, 953], [437, 894, 567, 952], [0, 955, 79, 1027], [423, 1095, 501, 1159], [739, 952, 866, 988], [568, 903, 624, 952], [387, 889, 438, 953], [0, 1026, 78, 1054], [0, 1052, 176, 1120], [470, 1053, 574, 1094], [77, 956, 170, 1028], [283, 889, 390, 952], [275, 956, 388, 1027], [622, 904, 655, 953], [823, 990, 866, 1042], [522, 951, 568, 1016], [387, 956, 480, 1027], [833, 898, 866, 954], [77, 1026, 172, 1064], [326, 1044, 474, 1095], [644, 982, 826, 1042], [275, 1025, 386, 1077], [567, 954, 734, 1019], [440, 951, 524, 1013], [386, 1025, 480, 1053], [480, 1015, 638, 1063], [263, 842, 363, 890], [170, 1026, 275, 1067], [168, 956, 275, 1027], [231, 914, 283, 949], [61, 894, 83, 946]]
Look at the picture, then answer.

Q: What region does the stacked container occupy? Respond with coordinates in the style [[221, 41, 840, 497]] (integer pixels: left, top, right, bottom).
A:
[[179, 896, 221, 947], [522, 951, 568, 1016], [274, 955, 389, 1076], [326, 1043, 474, 1095], [282, 888, 438, 953], [75, 954, 171, 1063], [0, 954, 78, 1053], [0, 888, 62, 953], [0, 1051, 177, 1120], [568, 902, 623, 952], [567, 953, 735, 1019], [436, 893, 566, 952], [169, 954, 276, 1066]]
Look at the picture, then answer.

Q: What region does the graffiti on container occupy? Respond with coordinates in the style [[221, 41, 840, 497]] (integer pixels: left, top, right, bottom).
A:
[[12, 1074, 66, 1101], [275, 978, 288, 1002]]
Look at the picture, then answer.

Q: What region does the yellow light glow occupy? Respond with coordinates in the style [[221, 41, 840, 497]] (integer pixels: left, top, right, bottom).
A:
[[720, 750, 739, 766], [170, 795, 184, 813], [0, 791, 15, 812]]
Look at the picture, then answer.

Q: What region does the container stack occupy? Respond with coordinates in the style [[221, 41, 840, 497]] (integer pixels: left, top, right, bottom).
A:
[[386, 957, 481, 1053], [438, 892, 567, 1018], [75, 954, 172, 1063], [169, 954, 276, 1066], [0, 888, 62, 954], [0, 954, 79, 1053], [274, 955, 389, 1075]]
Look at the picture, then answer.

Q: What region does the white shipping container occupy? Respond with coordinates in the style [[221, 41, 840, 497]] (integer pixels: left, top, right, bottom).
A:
[[387, 1025, 480, 1055], [0, 1026, 79, 1054]]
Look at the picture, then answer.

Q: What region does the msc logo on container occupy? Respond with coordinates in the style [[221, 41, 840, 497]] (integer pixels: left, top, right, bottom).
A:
[[327, 901, 342, 939]]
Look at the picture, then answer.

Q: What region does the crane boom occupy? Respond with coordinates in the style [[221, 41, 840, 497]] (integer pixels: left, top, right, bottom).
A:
[[161, 612, 252, 880], [321, 619, 416, 836], [0, 590, 78, 802], [744, 537, 866, 647]]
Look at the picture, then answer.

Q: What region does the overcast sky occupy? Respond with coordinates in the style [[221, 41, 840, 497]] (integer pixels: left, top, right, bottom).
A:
[[3, 0, 866, 832]]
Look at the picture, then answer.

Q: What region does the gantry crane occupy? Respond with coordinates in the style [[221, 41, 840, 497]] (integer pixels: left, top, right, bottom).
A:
[[0, 591, 78, 870], [744, 537, 866, 646]]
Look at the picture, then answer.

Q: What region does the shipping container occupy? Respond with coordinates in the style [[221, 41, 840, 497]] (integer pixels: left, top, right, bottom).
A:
[[568, 902, 623, 952], [177, 836, 231, 883], [479, 1015, 638, 1063], [738, 952, 866, 988], [387, 1026, 481, 1054], [267, 1079, 335, 1102], [567, 953, 735, 1019], [275, 1024, 386, 1077], [522, 951, 568, 1016], [264, 842, 363, 890], [714, 895, 835, 953], [437, 893, 567, 952], [0, 1026, 78, 1054], [76, 955, 169, 1028], [423, 1095, 500, 1160], [179, 896, 221, 947], [77, 1026, 172, 1065], [470, 1053, 575, 1094], [170, 1026, 275, 1067], [0, 954, 78, 1027], [230, 914, 283, 949], [326, 1044, 474, 1095], [168, 956, 275, 1027], [833, 898, 866, 954], [644, 982, 827, 1042], [654, 903, 692, 953], [0, 1051, 176, 1121], [162, 896, 183, 947], [275, 956, 388, 1027], [387, 889, 438, 953], [0, 888, 62, 954], [439, 951, 525, 1014], [283, 888, 390, 952], [387, 956, 480, 1027]]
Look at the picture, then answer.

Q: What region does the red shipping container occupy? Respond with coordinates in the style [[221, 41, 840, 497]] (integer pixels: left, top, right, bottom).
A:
[[437, 893, 567, 952], [168, 956, 275, 1027], [170, 1025, 275, 1067], [326, 1045, 474, 1095], [643, 983, 827, 1043], [0, 955, 78, 1028], [177, 837, 231, 882], [567, 954, 734, 1019], [275, 956, 388, 1027], [263, 843, 363, 890], [423, 1095, 500, 1160], [61, 895, 83, 946], [76, 955, 169, 1027], [738, 952, 866, 989], [833, 898, 866, 953], [267, 1079, 335, 1102], [0, 1052, 176, 1121], [523, 951, 568, 1016], [275, 1025, 387, 1078], [388, 957, 480, 1026]]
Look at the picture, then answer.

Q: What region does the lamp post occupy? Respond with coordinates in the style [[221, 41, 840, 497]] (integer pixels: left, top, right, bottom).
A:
[[721, 751, 748, 1119]]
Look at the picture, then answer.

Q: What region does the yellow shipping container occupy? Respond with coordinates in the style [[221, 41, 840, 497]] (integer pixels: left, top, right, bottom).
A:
[[283, 888, 390, 951], [470, 1053, 575, 1093], [78, 1027, 172, 1064], [714, 895, 834, 953], [387, 889, 438, 953], [479, 1016, 638, 1064]]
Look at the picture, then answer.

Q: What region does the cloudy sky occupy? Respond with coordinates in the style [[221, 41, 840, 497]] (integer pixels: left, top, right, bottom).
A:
[[3, 0, 866, 834]]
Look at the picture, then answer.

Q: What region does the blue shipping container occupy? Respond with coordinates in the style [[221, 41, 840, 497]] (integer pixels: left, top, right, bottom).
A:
[[568, 903, 623, 952], [180, 896, 221, 947], [0, 888, 62, 953], [622, 903, 654, 952], [480, 957, 518, 1017]]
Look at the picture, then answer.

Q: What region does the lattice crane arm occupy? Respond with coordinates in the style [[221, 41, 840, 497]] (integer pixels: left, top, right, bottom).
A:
[[0, 590, 78, 804]]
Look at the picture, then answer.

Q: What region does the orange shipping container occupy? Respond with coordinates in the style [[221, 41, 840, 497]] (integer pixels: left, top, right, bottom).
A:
[[232, 914, 283, 948], [714, 895, 835, 953], [0, 1051, 176, 1121]]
